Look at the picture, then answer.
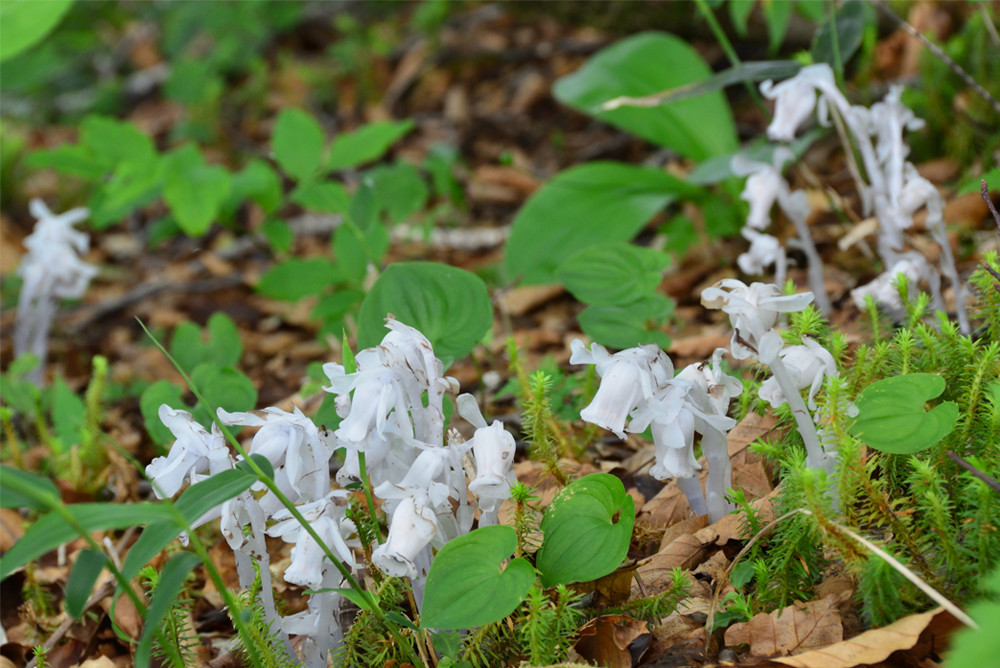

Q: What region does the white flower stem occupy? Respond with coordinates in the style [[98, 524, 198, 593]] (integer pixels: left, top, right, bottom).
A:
[[676, 475, 709, 518], [766, 354, 827, 470], [784, 202, 832, 315], [702, 429, 733, 523], [927, 217, 971, 334]]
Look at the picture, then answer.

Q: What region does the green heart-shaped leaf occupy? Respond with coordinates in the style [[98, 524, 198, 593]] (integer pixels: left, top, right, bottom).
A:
[[421, 525, 535, 630], [536, 473, 635, 587], [849, 373, 958, 454]]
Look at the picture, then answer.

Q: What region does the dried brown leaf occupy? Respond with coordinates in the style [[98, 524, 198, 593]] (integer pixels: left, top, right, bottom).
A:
[[574, 615, 650, 668], [724, 593, 849, 657], [770, 607, 961, 668]]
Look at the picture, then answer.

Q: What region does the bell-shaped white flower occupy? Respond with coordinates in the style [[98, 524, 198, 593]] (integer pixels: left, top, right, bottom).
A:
[[731, 147, 796, 230], [456, 394, 517, 519], [868, 86, 924, 201], [218, 406, 332, 506], [15, 199, 98, 382], [760, 64, 835, 142], [758, 337, 837, 411], [850, 251, 938, 311], [146, 406, 228, 498], [267, 491, 359, 590], [571, 340, 674, 439], [701, 279, 814, 360], [371, 493, 438, 579], [738, 228, 786, 277], [676, 348, 743, 417]]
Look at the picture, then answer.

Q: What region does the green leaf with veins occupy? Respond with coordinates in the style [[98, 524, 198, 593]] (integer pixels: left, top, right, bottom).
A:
[[848, 374, 959, 454]]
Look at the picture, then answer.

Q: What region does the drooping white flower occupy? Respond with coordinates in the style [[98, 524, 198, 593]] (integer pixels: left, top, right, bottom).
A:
[[15, 199, 98, 382], [456, 394, 517, 521], [738, 228, 786, 277], [731, 147, 796, 230], [371, 493, 438, 579], [267, 491, 359, 590], [146, 406, 228, 498], [850, 251, 938, 311], [571, 340, 674, 439], [760, 64, 835, 142], [218, 406, 333, 508], [675, 348, 744, 417], [758, 337, 838, 411], [701, 279, 814, 360]]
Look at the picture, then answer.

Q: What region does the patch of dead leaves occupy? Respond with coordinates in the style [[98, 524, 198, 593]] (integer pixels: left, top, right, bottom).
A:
[[769, 607, 961, 668], [725, 591, 852, 657], [574, 615, 650, 668]]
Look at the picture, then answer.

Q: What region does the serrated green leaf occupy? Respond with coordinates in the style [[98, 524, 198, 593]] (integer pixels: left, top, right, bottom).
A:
[[327, 120, 415, 171], [505, 162, 690, 285], [848, 374, 959, 454], [422, 525, 535, 629], [367, 162, 429, 224], [262, 218, 294, 252], [556, 242, 669, 306], [536, 473, 635, 587], [357, 262, 492, 364], [272, 109, 326, 181]]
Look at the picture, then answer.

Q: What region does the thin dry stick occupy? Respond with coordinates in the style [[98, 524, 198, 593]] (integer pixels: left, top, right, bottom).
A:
[[980, 181, 1000, 291], [807, 511, 978, 629], [947, 452, 1000, 495], [870, 0, 1000, 117], [704, 509, 809, 656]]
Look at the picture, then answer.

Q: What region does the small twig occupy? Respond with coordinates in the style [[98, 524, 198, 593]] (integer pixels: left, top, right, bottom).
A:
[[704, 508, 807, 657], [24, 579, 115, 668], [979, 181, 1000, 292], [810, 512, 978, 629], [983, 180, 1000, 242], [948, 452, 1000, 494], [61, 275, 244, 333], [870, 0, 1000, 117], [981, 3, 1000, 49]]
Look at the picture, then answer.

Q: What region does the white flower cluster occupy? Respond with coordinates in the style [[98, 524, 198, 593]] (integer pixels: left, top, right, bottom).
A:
[[571, 340, 740, 522], [145, 316, 516, 667], [15, 199, 98, 385], [757, 65, 969, 333], [702, 279, 842, 474]]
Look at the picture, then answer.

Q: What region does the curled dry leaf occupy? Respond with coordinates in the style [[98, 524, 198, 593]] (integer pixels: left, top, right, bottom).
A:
[[724, 592, 851, 657], [771, 607, 961, 668], [574, 615, 650, 668]]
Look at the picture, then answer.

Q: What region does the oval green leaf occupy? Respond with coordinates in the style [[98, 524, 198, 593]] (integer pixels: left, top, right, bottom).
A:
[[848, 373, 959, 454], [326, 120, 415, 171], [536, 473, 635, 587], [505, 162, 689, 285], [556, 242, 669, 306], [577, 294, 674, 351], [422, 525, 535, 630], [65, 549, 107, 620], [357, 262, 492, 364], [272, 109, 326, 182], [0, 0, 74, 63], [255, 258, 342, 301], [553, 32, 737, 160]]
